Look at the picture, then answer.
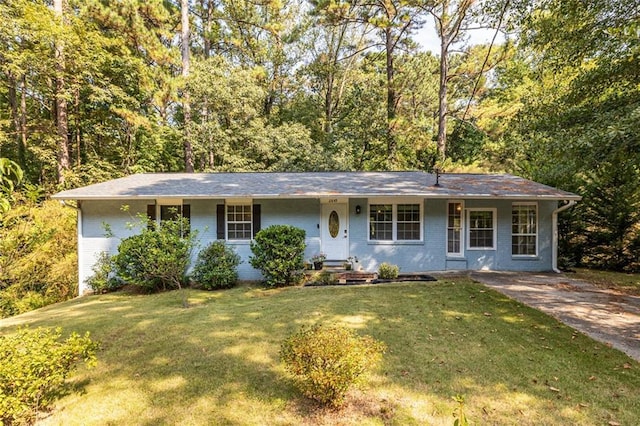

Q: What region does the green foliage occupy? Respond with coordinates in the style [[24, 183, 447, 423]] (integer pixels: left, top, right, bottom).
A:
[[0, 158, 23, 214], [310, 271, 337, 286], [0, 199, 77, 318], [0, 327, 99, 425], [280, 324, 386, 407], [112, 216, 196, 292], [378, 262, 399, 280], [579, 158, 640, 271], [191, 241, 241, 290], [249, 225, 306, 287], [84, 252, 122, 294], [480, 0, 640, 271], [452, 394, 469, 426], [188, 57, 321, 172]]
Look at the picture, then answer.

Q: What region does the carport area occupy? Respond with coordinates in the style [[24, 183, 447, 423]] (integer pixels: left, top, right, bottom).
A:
[[469, 271, 640, 362]]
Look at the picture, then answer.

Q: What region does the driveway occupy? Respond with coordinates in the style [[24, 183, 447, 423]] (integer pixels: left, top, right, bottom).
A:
[[468, 271, 640, 362]]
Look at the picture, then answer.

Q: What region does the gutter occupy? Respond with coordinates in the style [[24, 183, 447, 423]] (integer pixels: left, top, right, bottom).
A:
[[552, 200, 577, 273]]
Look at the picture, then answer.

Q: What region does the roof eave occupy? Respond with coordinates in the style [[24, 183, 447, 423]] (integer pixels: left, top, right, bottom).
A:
[[51, 193, 582, 201]]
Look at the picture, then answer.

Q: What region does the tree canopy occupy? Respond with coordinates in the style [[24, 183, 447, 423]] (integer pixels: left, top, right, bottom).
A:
[[0, 0, 638, 276]]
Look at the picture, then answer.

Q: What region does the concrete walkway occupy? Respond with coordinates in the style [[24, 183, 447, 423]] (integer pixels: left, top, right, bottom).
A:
[[469, 271, 640, 362]]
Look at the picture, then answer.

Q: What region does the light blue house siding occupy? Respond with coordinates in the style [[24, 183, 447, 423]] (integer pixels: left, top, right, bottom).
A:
[[77, 196, 556, 294]]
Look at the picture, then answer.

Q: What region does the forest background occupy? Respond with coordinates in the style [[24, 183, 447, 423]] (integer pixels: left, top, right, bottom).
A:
[[0, 0, 638, 317]]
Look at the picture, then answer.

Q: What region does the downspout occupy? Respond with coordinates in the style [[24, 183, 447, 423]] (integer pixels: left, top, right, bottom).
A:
[[552, 200, 577, 273], [60, 200, 83, 296]]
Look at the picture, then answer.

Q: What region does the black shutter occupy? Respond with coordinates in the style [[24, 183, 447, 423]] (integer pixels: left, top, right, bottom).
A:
[[182, 204, 191, 236], [147, 204, 156, 230], [147, 204, 156, 221], [252, 204, 261, 237], [217, 204, 225, 239]]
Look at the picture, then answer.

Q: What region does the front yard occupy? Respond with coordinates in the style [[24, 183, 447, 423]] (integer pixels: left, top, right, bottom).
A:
[[1, 278, 638, 425]]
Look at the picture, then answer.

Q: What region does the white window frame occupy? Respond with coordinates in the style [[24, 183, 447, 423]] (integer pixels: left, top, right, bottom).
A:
[[446, 201, 464, 257], [226, 203, 253, 241], [368, 198, 423, 242], [466, 208, 497, 250], [512, 202, 538, 257]]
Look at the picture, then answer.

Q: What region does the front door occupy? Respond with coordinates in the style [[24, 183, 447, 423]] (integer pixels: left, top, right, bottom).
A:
[[321, 203, 348, 260]]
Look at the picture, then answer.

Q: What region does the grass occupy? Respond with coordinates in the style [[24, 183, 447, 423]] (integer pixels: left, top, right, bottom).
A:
[[572, 268, 640, 296], [1, 279, 639, 425]]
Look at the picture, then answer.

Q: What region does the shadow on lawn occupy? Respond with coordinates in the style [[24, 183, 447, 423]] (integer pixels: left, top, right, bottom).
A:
[[2, 282, 638, 425]]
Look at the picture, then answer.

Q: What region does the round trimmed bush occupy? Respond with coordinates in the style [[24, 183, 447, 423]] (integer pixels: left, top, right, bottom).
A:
[[378, 262, 399, 280], [280, 324, 386, 407], [249, 225, 306, 287], [191, 240, 241, 290]]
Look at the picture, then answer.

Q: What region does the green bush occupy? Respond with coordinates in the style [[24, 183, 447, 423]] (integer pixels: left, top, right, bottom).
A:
[[378, 262, 399, 280], [0, 199, 77, 318], [310, 271, 337, 286], [280, 324, 386, 407], [112, 216, 196, 292], [191, 241, 241, 290], [249, 225, 306, 287], [0, 327, 99, 425], [85, 252, 122, 294]]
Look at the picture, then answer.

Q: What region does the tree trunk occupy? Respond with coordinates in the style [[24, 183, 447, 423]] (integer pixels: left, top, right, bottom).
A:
[[7, 73, 27, 169], [324, 71, 334, 137], [54, 0, 70, 184], [432, 0, 476, 162], [182, 0, 194, 173], [19, 75, 27, 167], [437, 33, 449, 162], [74, 86, 83, 168], [201, 0, 213, 58], [385, 27, 398, 169]]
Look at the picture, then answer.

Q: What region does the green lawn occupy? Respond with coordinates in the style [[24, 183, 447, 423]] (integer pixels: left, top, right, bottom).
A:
[[573, 268, 640, 296], [1, 279, 638, 425]]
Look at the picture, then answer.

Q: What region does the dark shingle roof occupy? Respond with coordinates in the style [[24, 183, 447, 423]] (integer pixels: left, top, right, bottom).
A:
[[52, 172, 580, 201]]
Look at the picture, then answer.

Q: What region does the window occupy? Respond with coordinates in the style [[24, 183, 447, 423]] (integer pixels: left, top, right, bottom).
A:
[[447, 202, 463, 255], [147, 204, 190, 234], [227, 204, 252, 240], [216, 203, 260, 241], [369, 202, 422, 241], [160, 205, 183, 222], [512, 203, 537, 256], [397, 204, 421, 240], [369, 204, 393, 240], [467, 209, 496, 249]]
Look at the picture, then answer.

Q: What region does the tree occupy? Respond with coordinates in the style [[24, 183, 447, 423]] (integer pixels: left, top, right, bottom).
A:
[[187, 56, 320, 171], [313, 0, 425, 168], [181, 0, 194, 172], [429, 0, 476, 161], [54, 0, 70, 184], [486, 0, 640, 270]]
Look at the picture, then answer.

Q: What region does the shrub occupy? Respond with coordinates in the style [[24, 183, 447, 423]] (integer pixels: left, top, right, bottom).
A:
[[249, 225, 306, 287], [0, 327, 99, 425], [112, 216, 196, 293], [0, 199, 77, 318], [191, 241, 241, 290], [311, 271, 337, 286], [280, 324, 386, 407], [85, 252, 122, 294], [378, 262, 399, 280]]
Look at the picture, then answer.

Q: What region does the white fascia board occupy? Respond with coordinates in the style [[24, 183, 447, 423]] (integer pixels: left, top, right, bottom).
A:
[[51, 193, 581, 201]]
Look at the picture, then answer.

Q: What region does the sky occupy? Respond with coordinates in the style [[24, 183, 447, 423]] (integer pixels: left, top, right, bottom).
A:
[[414, 21, 506, 53]]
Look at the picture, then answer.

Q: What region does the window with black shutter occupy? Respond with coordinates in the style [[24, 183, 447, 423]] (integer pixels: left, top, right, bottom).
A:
[[217, 203, 260, 240]]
